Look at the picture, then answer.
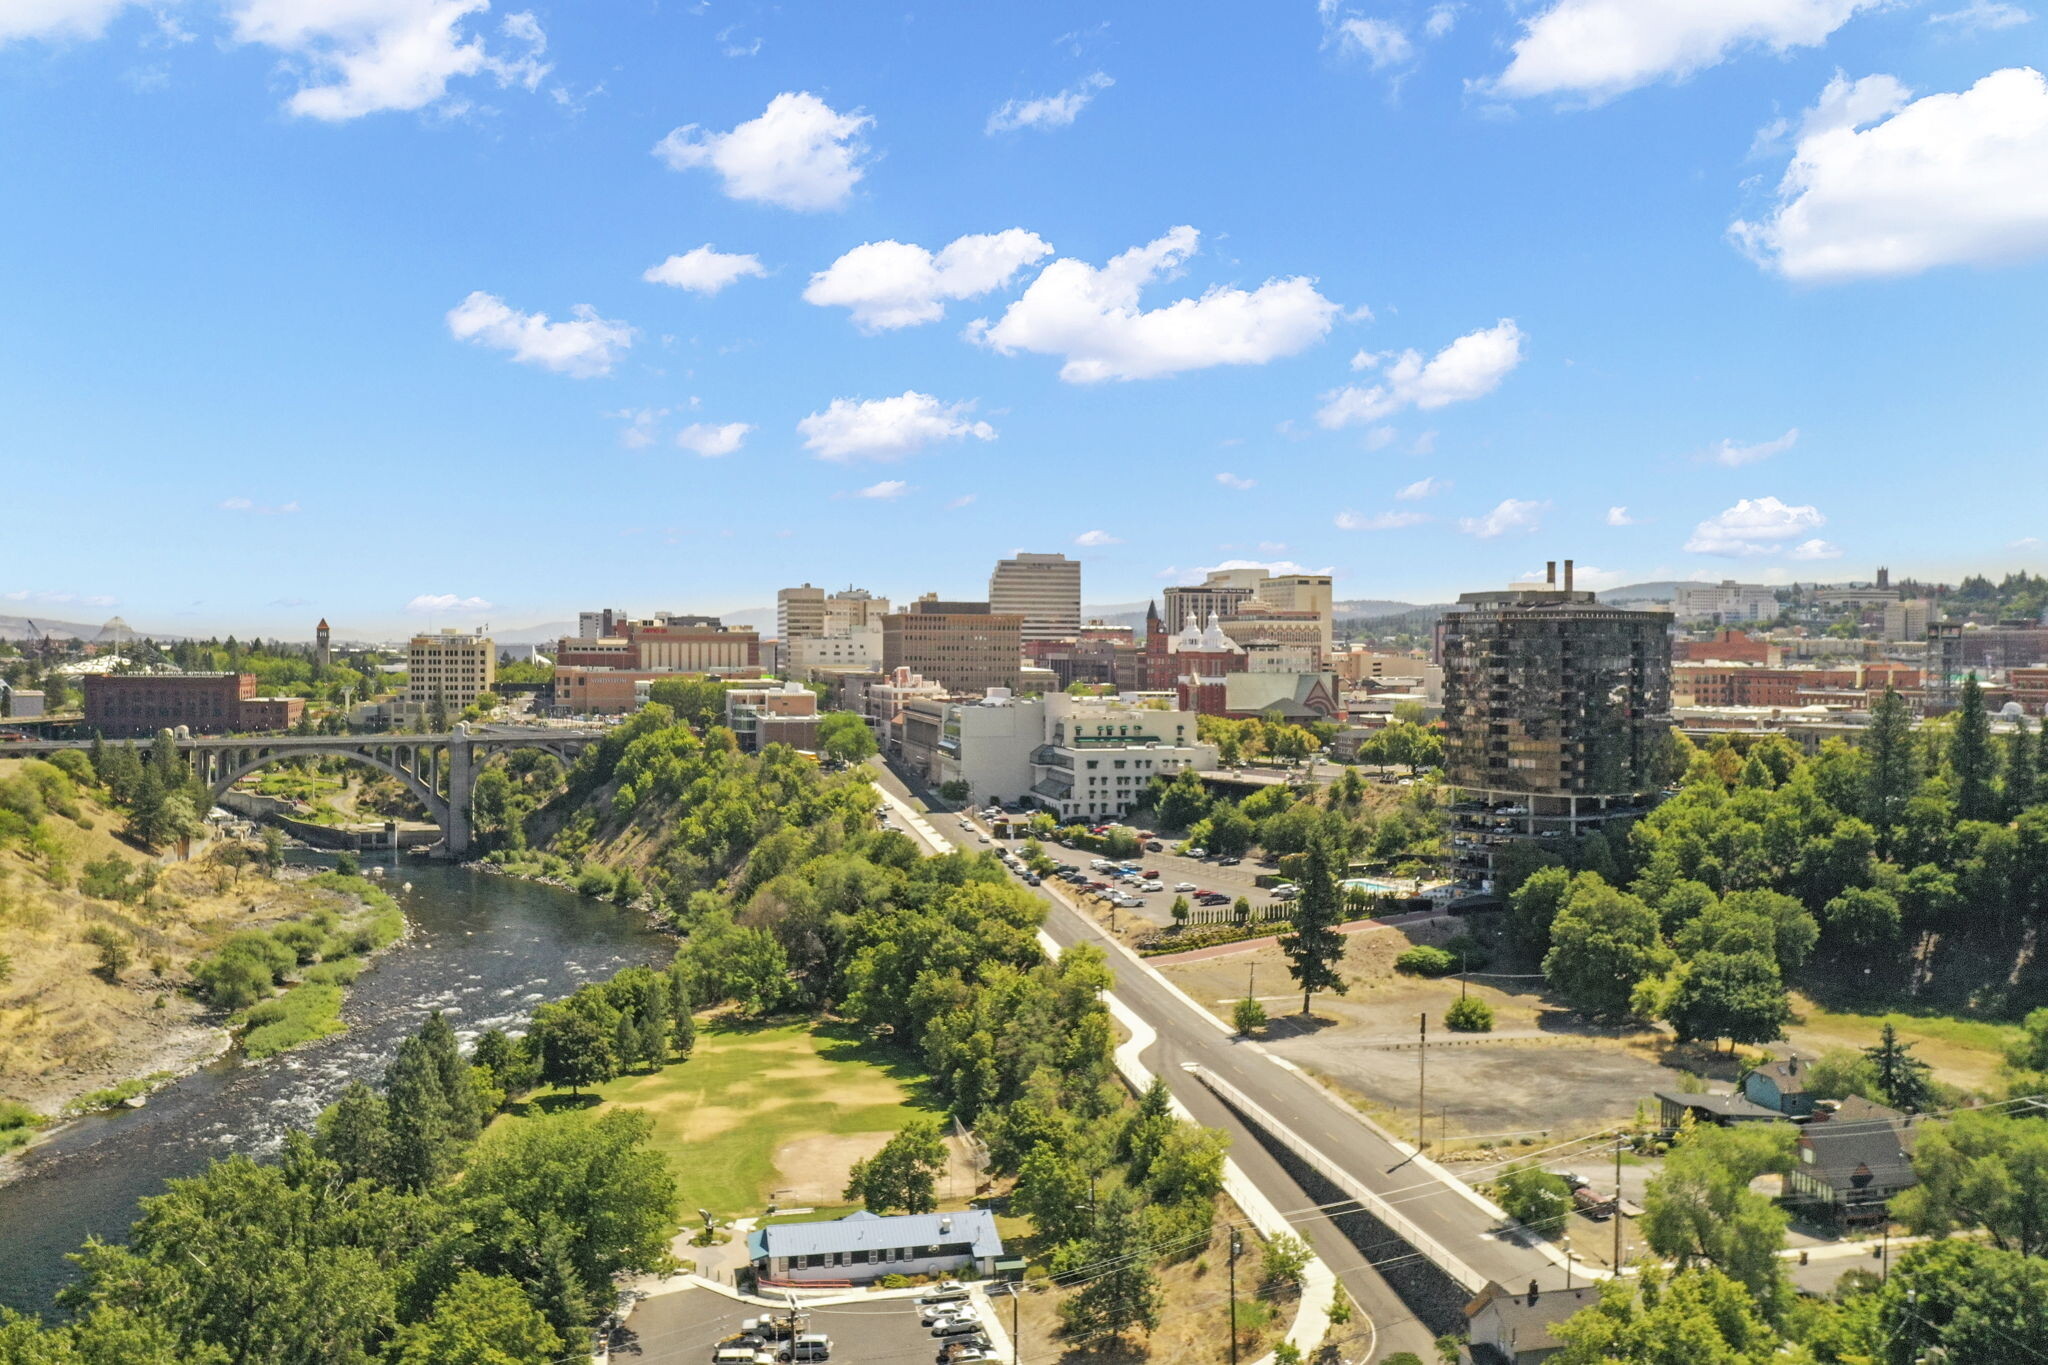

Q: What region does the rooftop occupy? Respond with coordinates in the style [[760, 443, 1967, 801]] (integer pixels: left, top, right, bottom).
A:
[[747, 1210, 1003, 1263]]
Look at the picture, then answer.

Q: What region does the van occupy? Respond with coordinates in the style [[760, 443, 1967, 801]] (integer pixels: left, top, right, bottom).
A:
[[715, 1349, 772, 1365], [785, 1335, 832, 1362]]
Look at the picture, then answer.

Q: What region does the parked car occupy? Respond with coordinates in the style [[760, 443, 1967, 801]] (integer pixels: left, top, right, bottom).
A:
[[1218, 855, 1242, 866], [1144, 840, 1164, 851], [1174, 881, 1197, 892], [917, 1284, 970, 1305], [1187, 846, 1208, 858], [933, 1318, 985, 1338], [1197, 893, 1230, 906], [1140, 880, 1163, 892], [782, 1336, 833, 1363], [1025, 874, 1041, 885]]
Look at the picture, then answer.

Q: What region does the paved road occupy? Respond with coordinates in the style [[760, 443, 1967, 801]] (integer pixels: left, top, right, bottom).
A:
[[873, 764, 1582, 1361]]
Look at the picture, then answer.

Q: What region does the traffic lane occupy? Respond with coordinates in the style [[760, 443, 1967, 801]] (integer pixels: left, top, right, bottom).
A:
[[618, 1290, 981, 1365], [1150, 1031, 1446, 1364], [1034, 886, 1563, 1293]]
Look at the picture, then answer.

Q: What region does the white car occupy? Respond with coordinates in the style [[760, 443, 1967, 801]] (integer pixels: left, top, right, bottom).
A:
[[1174, 881, 1197, 893], [1140, 880, 1163, 892], [1271, 884, 1299, 900]]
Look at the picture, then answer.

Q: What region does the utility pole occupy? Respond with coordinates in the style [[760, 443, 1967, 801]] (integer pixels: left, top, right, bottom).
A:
[[1002, 1283, 1021, 1365], [1249, 961, 1256, 1003], [1613, 1138, 1624, 1271], [1417, 1012, 1428, 1150], [1228, 1230, 1242, 1365]]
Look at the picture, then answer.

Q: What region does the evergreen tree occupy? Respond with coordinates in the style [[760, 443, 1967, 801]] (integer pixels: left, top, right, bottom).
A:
[[668, 976, 697, 1058], [1059, 1185, 1160, 1344], [384, 1034, 454, 1191], [419, 1011, 482, 1142], [1863, 1023, 1934, 1112], [1277, 831, 1348, 1015], [2008, 718, 2039, 818], [1864, 687, 1919, 851], [390, 1270, 565, 1365], [1950, 673, 1998, 822], [313, 1081, 391, 1184], [88, 732, 107, 782], [612, 1011, 640, 1075], [148, 730, 183, 785]]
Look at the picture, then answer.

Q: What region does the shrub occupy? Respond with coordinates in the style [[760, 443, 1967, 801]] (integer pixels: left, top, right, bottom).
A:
[[1395, 945, 1458, 976], [0, 1099, 39, 1153], [1233, 996, 1269, 1036], [81, 924, 132, 978], [1444, 995, 1495, 1033], [1493, 1163, 1572, 1235], [576, 867, 616, 898], [1260, 1232, 1311, 1290]]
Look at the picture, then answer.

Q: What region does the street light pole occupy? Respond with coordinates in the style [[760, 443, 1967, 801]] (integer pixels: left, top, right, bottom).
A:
[[1417, 1012, 1428, 1150], [1228, 1230, 1242, 1365]]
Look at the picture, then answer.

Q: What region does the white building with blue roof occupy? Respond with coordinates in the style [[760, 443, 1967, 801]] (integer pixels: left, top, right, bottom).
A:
[[747, 1209, 1004, 1286]]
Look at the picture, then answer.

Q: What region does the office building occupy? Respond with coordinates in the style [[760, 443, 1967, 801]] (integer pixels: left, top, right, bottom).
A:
[[407, 629, 496, 708], [1254, 573, 1334, 655], [622, 618, 760, 672], [1880, 599, 1934, 643], [1673, 581, 1779, 623], [785, 623, 883, 680], [881, 597, 1025, 694], [988, 553, 1082, 643], [778, 584, 891, 642], [1440, 560, 1673, 888], [724, 681, 822, 753], [82, 672, 305, 737], [578, 609, 625, 640], [1162, 581, 1257, 633]]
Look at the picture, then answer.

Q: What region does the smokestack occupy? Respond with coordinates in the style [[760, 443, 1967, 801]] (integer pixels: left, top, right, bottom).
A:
[[1564, 559, 1575, 592], [1545, 561, 1556, 586]]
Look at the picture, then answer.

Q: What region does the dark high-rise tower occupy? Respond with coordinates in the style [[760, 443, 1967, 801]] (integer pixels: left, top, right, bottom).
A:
[[1440, 559, 1673, 888]]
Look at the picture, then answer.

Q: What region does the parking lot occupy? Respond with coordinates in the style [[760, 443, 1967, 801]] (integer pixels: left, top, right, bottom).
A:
[[617, 1285, 1008, 1365], [995, 822, 1291, 930]]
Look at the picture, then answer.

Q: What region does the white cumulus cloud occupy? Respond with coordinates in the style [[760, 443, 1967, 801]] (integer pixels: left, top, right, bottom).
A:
[[1607, 506, 1637, 526], [1929, 1, 2032, 32], [1790, 538, 1844, 560], [804, 230, 1053, 331], [446, 291, 633, 378], [987, 72, 1113, 133], [1396, 477, 1449, 500], [1331, 16, 1413, 68], [1460, 498, 1547, 539], [1710, 427, 1799, 467], [1489, 0, 1875, 104], [854, 480, 911, 501], [1317, 319, 1524, 428], [969, 226, 1338, 383], [1074, 530, 1123, 547], [1685, 496, 1828, 556], [228, 0, 550, 121], [1216, 472, 1257, 490], [1335, 509, 1428, 531], [1, 0, 141, 43], [1732, 67, 2048, 282], [676, 421, 752, 457], [654, 92, 872, 211], [407, 593, 492, 615], [642, 245, 767, 295], [797, 391, 996, 461]]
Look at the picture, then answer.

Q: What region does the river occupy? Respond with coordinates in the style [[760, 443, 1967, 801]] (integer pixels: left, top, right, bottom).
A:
[[0, 854, 672, 1314]]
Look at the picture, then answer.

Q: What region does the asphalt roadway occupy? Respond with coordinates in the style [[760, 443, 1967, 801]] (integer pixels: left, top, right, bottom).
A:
[[872, 763, 1579, 1363]]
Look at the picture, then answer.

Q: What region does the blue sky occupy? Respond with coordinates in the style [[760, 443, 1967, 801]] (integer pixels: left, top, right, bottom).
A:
[[3, 0, 2045, 639]]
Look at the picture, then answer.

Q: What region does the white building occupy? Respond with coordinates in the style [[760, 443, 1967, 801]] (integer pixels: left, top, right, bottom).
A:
[[989, 552, 1082, 643], [1031, 692, 1214, 822], [748, 1210, 1004, 1287], [1674, 581, 1780, 623], [785, 623, 883, 680], [1882, 599, 1934, 643], [930, 689, 1046, 805], [1255, 573, 1334, 656]]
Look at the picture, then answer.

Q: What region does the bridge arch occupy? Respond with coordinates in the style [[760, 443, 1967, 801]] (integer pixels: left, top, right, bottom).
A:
[[208, 745, 451, 840]]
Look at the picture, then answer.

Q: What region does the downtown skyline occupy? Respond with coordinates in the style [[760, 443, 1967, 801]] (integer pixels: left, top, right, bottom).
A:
[[3, 1, 2046, 635]]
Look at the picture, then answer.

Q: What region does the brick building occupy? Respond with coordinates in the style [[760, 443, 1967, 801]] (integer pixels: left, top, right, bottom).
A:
[[881, 597, 1025, 695], [83, 672, 304, 737]]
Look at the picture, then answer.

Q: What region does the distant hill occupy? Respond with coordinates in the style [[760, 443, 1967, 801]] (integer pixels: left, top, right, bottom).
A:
[[0, 614, 184, 643], [1597, 581, 1690, 604]]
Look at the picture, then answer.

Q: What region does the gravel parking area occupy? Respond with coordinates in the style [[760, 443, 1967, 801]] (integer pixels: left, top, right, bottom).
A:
[[617, 1287, 1005, 1365]]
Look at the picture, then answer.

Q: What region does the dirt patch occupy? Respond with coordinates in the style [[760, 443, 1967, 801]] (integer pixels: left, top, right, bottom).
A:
[[770, 1132, 985, 1207]]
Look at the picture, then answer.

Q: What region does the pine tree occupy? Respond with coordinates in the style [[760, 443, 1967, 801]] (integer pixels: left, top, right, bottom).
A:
[[1278, 831, 1350, 1015], [613, 1010, 641, 1075], [1951, 673, 1998, 822], [383, 1034, 453, 1191], [2011, 719, 2041, 817], [1864, 1023, 1935, 1113], [418, 1010, 482, 1141], [88, 732, 107, 782], [1060, 1185, 1160, 1343], [149, 729, 183, 784], [314, 1080, 391, 1183], [1864, 687, 1919, 851], [668, 970, 698, 1058]]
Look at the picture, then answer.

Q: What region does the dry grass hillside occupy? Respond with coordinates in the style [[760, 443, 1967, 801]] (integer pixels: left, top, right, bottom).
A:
[[0, 758, 344, 1114]]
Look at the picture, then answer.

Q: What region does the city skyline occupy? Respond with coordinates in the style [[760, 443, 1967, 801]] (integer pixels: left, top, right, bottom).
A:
[[4, 3, 2046, 634]]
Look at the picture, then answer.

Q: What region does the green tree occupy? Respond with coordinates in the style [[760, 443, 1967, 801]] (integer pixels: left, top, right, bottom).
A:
[[1661, 951, 1790, 1051], [313, 1081, 390, 1184], [1824, 886, 1901, 952], [1444, 995, 1494, 1033], [1059, 1185, 1160, 1344], [1277, 832, 1348, 1015], [1259, 1232, 1311, 1290], [1232, 995, 1268, 1035], [1863, 686, 1918, 850], [1169, 893, 1190, 928], [1551, 1266, 1783, 1365], [1871, 1239, 2048, 1365], [817, 712, 877, 765], [1012, 1141, 1097, 1245], [1863, 1023, 1934, 1112], [2006, 717, 2038, 817], [1542, 875, 1669, 1018], [1640, 1124, 1795, 1306], [390, 1270, 565, 1365], [1205, 802, 1257, 856], [844, 1116, 948, 1214], [79, 925, 131, 980], [1507, 863, 1573, 954], [1156, 769, 1211, 830], [1949, 672, 1998, 822], [1494, 1164, 1572, 1235], [420, 1010, 483, 1142], [528, 1003, 616, 1096], [384, 1034, 456, 1192], [1894, 1109, 2048, 1255]]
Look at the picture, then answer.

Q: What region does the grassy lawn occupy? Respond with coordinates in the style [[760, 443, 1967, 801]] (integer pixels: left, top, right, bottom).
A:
[[1786, 995, 2020, 1093], [515, 1017, 948, 1219]]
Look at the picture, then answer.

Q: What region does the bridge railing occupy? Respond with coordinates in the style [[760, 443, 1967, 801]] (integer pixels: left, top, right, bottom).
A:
[[1185, 1063, 1489, 1293]]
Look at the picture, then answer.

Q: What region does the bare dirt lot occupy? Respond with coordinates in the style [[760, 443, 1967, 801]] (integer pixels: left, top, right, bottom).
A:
[[1158, 911, 1679, 1144]]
